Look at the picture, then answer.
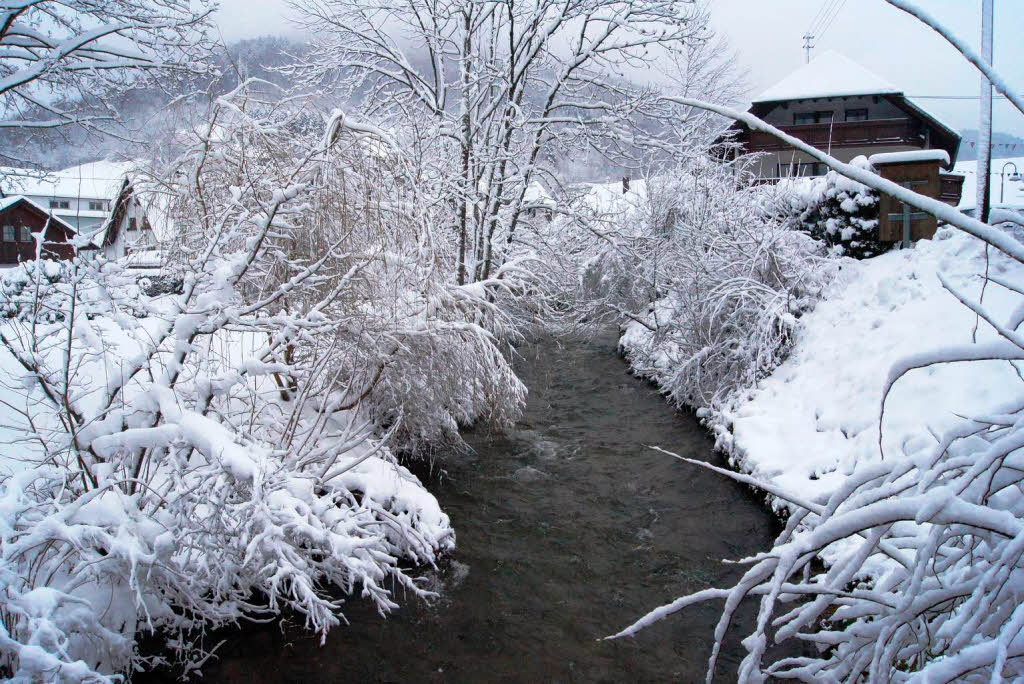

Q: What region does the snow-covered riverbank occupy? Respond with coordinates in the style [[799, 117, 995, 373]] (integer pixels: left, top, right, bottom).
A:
[[622, 225, 1024, 514]]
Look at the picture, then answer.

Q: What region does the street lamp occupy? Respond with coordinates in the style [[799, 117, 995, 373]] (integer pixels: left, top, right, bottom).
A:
[[1002, 161, 1022, 204]]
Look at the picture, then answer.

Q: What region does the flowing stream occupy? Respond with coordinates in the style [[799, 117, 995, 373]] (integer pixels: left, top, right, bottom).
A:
[[145, 333, 783, 682]]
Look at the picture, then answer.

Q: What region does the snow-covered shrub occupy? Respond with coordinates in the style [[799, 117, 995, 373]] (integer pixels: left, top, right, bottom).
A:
[[782, 156, 887, 259], [0, 84, 525, 681], [0, 260, 70, 321], [587, 156, 833, 411]]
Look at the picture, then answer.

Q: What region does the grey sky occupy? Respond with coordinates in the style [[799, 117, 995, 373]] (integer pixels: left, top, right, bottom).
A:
[[215, 0, 1024, 136]]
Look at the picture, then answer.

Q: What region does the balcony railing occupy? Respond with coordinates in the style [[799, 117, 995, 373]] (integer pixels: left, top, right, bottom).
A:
[[744, 118, 925, 152]]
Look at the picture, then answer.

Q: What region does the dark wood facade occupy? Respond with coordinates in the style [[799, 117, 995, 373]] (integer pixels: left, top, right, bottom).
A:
[[875, 160, 941, 242], [738, 94, 961, 169], [0, 197, 81, 264]]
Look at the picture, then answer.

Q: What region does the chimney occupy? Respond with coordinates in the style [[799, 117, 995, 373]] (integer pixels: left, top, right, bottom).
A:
[[622, 176, 630, 194]]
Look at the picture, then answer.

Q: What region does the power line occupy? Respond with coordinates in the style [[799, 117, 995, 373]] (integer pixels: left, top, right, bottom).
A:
[[806, 0, 836, 35], [808, 0, 840, 36], [816, 0, 848, 41]]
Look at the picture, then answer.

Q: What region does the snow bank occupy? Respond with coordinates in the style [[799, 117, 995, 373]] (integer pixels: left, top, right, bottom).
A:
[[715, 226, 1023, 512]]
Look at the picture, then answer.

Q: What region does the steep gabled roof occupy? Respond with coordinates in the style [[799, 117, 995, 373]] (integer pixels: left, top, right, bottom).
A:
[[753, 50, 900, 103], [1, 160, 136, 200], [0, 195, 79, 233], [523, 180, 556, 208]]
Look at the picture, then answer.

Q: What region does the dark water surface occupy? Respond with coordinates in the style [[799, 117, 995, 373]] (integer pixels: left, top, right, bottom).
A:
[[143, 334, 782, 683]]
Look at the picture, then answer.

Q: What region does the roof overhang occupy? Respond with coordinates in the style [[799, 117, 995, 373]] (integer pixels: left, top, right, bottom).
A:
[[0, 195, 83, 234]]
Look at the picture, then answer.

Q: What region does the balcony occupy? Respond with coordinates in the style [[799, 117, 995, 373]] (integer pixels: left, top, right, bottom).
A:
[[745, 118, 925, 152]]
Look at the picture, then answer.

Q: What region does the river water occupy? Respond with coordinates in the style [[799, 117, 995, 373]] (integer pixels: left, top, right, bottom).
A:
[[146, 334, 782, 682]]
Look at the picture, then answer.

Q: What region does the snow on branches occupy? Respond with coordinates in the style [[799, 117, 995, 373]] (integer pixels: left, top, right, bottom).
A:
[[594, 157, 833, 411], [0, 0, 215, 165], [293, 0, 713, 286], [0, 83, 524, 680]]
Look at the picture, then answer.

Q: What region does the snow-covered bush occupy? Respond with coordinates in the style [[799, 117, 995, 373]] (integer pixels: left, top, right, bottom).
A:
[[0, 260, 70, 321], [591, 157, 833, 411], [0, 83, 524, 681], [781, 156, 887, 259]]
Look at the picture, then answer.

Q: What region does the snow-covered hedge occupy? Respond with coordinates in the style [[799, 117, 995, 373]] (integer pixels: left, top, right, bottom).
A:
[[779, 156, 887, 259]]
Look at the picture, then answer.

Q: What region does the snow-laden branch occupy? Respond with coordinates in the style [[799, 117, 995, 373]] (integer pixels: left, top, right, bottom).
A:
[[883, 0, 1024, 119]]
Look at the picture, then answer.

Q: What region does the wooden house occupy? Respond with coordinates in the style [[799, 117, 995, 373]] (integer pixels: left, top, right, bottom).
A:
[[0, 196, 86, 264], [724, 51, 963, 196]]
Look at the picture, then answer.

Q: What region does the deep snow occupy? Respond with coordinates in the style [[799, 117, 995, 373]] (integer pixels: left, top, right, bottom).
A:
[[707, 227, 1023, 512]]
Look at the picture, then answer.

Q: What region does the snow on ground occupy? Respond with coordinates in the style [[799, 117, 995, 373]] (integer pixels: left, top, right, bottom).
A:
[[713, 226, 1023, 512], [952, 155, 1024, 211]]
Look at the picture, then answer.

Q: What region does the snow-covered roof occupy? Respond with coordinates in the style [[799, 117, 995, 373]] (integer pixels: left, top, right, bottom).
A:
[[0, 195, 22, 212], [1, 160, 135, 201], [523, 180, 556, 208], [869, 150, 951, 166], [122, 249, 165, 269], [753, 51, 901, 103], [0, 195, 79, 232]]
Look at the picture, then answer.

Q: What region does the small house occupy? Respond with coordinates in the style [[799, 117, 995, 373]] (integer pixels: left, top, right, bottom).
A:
[[523, 180, 556, 222], [1, 161, 158, 260], [0, 196, 86, 265]]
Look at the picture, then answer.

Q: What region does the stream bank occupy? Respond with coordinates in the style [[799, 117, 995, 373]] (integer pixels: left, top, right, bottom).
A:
[[141, 333, 783, 682]]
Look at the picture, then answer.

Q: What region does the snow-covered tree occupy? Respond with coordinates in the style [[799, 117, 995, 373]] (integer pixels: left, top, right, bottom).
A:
[[573, 154, 831, 411], [783, 156, 886, 259], [293, 0, 712, 285], [0, 0, 214, 166], [0, 81, 527, 681]]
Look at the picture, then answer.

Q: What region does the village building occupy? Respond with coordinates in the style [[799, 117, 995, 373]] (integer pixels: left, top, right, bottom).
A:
[[724, 50, 965, 243], [0, 195, 89, 265], [523, 180, 556, 222], [1, 161, 158, 260]]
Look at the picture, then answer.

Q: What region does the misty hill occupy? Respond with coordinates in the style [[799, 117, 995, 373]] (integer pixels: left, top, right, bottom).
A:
[[957, 130, 1024, 161]]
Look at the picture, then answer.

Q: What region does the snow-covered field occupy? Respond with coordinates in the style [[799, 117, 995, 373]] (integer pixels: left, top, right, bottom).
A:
[[952, 155, 1024, 211], [708, 226, 1023, 512]]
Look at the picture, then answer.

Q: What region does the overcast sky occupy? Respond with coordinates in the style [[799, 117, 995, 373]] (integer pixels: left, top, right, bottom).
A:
[[214, 0, 1024, 136]]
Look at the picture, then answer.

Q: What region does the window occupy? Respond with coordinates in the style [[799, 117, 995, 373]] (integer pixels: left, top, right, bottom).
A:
[[88, 200, 106, 211], [19, 226, 32, 243], [49, 200, 70, 209], [127, 217, 138, 232], [792, 111, 834, 125], [778, 162, 825, 178], [2, 225, 14, 242], [845, 108, 869, 122]]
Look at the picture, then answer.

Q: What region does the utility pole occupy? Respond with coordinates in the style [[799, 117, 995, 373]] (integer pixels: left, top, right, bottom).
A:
[[802, 32, 815, 63], [978, 0, 993, 224]]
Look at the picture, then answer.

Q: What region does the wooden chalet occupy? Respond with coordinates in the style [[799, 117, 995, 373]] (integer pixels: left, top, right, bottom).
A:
[[724, 51, 965, 243], [0, 195, 88, 265]]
